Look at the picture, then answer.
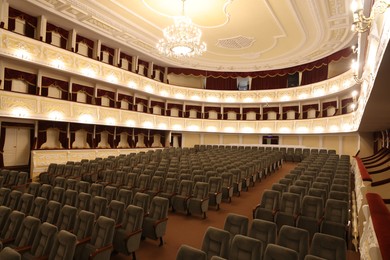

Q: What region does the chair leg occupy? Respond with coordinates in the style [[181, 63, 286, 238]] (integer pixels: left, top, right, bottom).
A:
[[159, 237, 164, 247], [132, 251, 136, 260]]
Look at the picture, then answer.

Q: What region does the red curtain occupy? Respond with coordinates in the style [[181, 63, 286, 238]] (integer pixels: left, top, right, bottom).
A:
[[251, 74, 288, 90], [46, 22, 68, 49], [96, 89, 115, 107], [117, 94, 133, 110], [37, 121, 68, 149], [71, 83, 94, 104], [75, 35, 94, 57], [322, 101, 338, 117], [100, 45, 114, 65], [119, 52, 132, 71], [206, 77, 237, 90], [301, 64, 328, 85], [302, 104, 319, 119], [41, 76, 69, 100], [116, 127, 134, 148], [4, 68, 37, 95]]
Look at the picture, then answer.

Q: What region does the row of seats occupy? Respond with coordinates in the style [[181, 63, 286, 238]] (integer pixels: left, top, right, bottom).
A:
[[254, 153, 351, 245], [176, 213, 347, 260], [0, 194, 169, 259]]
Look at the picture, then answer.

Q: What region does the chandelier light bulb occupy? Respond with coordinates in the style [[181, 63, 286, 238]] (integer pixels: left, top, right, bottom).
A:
[[157, 0, 207, 58]]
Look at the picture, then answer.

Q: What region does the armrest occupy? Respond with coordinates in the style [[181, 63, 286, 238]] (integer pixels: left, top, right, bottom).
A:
[[76, 236, 91, 246], [124, 229, 142, 240], [14, 245, 32, 253], [201, 197, 210, 203], [89, 243, 113, 258], [1, 237, 15, 244], [153, 218, 168, 228]]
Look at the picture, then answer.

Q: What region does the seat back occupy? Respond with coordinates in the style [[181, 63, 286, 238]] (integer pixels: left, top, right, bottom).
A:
[[50, 186, 65, 202], [0, 247, 21, 260], [57, 205, 77, 231], [117, 188, 133, 207], [132, 192, 150, 214], [149, 176, 164, 192], [309, 233, 346, 260], [277, 226, 309, 260], [30, 196, 47, 219], [53, 177, 65, 188], [75, 181, 90, 194], [106, 200, 125, 224], [17, 193, 34, 214], [178, 180, 194, 196], [148, 196, 169, 220], [90, 183, 103, 198], [201, 227, 230, 259], [76, 192, 91, 212], [230, 234, 262, 260], [27, 182, 41, 197], [90, 196, 108, 219], [162, 178, 177, 194], [208, 177, 222, 193], [1, 210, 25, 240], [176, 244, 206, 260], [323, 199, 348, 224], [30, 222, 58, 257], [279, 192, 301, 216], [103, 185, 118, 203], [249, 219, 277, 249], [91, 216, 115, 247], [301, 195, 323, 219], [263, 244, 299, 260], [63, 189, 77, 207], [65, 179, 77, 191], [0, 205, 11, 231], [7, 190, 22, 210], [49, 230, 77, 260], [193, 182, 209, 199], [224, 213, 249, 237], [122, 205, 144, 233], [137, 174, 151, 189], [0, 187, 11, 205], [38, 184, 52, 200], [260, 189, 280, 211], [42, 200, 61, 224], [73, 210, 95, 240], [14, 216, 41, 247]]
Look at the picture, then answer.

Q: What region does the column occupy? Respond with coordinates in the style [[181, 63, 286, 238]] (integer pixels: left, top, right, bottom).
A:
[[37, 15, 47, 41], [0, 0, 9, 29], [93, 39, 101, 60], [132, 56, 138, 73], [173, 135, 179, 148], [114, 48, 120, 67], [163, 67, 168, 83], [67, 29, 77, 52], [148, 61, 153, 78]]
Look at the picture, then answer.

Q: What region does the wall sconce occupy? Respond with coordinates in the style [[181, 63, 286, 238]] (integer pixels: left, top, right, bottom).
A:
[[351, 0, 390, 33]]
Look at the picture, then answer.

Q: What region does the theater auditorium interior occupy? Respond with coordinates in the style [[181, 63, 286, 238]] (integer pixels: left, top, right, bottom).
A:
[[0, 0, 389, 259]]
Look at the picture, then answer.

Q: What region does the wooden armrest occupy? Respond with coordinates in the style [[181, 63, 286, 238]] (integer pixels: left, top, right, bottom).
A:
[[76, 236, 91, 246], [201, 198, 210, 202], [124, 229, 142, 240], [115, 223, 122, 229], [14, 245, 32, 253], [90, 244, 113, 258], [153, 218, 168, 228], [1, 237, 15, 244]]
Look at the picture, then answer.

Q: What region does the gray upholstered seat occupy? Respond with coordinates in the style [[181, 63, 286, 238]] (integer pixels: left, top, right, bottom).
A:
[[76, 192, 91, 212], [320, 199, 349, 240], [75, 180, 90, 194], [113, 205, 144, 258], [57, 205, 77, 231], [0, 187, 11, 205], [8, 216, 40, 250], [274, 192, 301, 231], [221, 173, 233, 202], [187, 182, 209, 218], [132, 192, 150, 216], [253, 189, 280, 221], [176, 244, 207, 260], [172, 180, 193, 213], [21, 222, 58, 259], [0, 206, 11, 232], [38, 184, 52, 201], [42, 200, 61, 224], [229, 234, 263, 260], [48, 230, 77, 260], [75, 216, 115, 260], [106, 199, 125, 224], [90, 183, 104, 198], [158, 178, 178, 208], [201, 227, 230, 260], [277, 225, 309, 260], [142, 196, 169, 246], [0, 247, 21, 260], [145, 176, 164, 197], [90, 195, 108, 220], [223, 213, 248, 241], [26, 182, 41, 198], [296, 195, 324, 240], [103, 185, 118, 204], [208, 177, 222, 210], [248, 219, 276, 257], [117, 188, 133, 207], [7, 190, 22, 210], [16, 193, 34, 215], [264, 244, 299, 260], [306, 233, 346, 260]]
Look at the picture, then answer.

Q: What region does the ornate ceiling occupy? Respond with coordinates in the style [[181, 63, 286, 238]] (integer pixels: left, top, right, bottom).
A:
[[22, 0, 356, 71]]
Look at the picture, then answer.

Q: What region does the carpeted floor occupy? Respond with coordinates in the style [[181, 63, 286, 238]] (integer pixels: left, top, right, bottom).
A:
[[112, 162, 360, 260]]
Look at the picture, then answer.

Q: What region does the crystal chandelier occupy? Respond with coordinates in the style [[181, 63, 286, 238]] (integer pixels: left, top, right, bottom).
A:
[[156, 0, 207, 58]]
